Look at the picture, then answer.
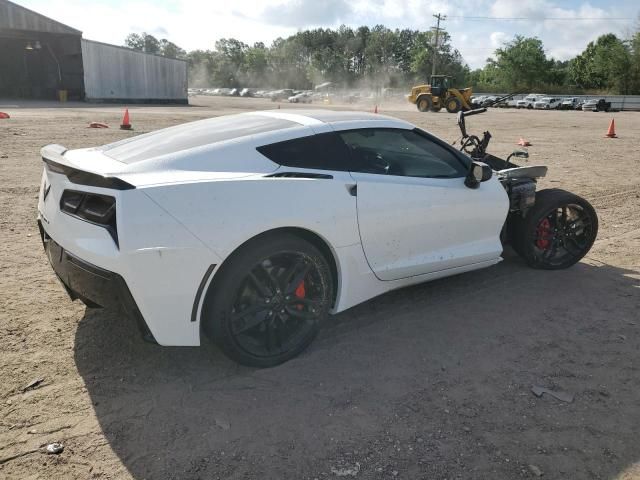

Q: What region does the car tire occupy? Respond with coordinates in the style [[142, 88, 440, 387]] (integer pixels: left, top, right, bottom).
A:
[[203, 233, 333, 367], [513, 189, 598, 270], [417, 96, 432, 112], [527, 104, 533, 109]]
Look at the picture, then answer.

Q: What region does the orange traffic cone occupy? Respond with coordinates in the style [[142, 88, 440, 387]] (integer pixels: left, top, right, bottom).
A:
[[374, 105, 378, 114], [517, 138, 532, 147], [120, 108, 132, 130], [0, 112, 9, 119], [604, 118, 617, 138]]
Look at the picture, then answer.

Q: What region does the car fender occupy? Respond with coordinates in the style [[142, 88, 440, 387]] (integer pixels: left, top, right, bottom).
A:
[[142, 173, 363, 318]]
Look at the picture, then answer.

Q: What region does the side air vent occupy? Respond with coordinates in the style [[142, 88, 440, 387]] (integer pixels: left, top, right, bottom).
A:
[[266, 172, 333, 180]]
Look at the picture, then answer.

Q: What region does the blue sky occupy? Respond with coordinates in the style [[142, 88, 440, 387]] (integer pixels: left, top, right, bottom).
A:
[[17, 0, 640, 68]]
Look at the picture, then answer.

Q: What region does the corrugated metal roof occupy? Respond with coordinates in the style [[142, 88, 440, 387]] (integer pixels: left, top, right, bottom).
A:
[[0, 0, 81, 35]]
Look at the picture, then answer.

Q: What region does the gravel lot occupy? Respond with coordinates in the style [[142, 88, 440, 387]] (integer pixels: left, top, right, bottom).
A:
[[1, 96, 639, 479]]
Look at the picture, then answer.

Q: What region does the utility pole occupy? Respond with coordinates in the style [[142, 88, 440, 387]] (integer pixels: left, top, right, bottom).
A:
[[431, 13, 446, 76]]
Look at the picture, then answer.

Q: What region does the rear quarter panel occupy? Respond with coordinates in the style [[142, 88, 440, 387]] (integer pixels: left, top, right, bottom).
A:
[[142, 175, 360, 261]]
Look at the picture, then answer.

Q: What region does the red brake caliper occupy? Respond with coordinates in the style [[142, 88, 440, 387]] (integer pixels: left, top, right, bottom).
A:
[[536, 218, 552, 249], [294, 280, 306, 310]]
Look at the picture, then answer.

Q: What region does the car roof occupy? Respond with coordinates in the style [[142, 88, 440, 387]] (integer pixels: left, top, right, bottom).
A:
[[254, 109, 401, 125], [100, 109, 410, 164]]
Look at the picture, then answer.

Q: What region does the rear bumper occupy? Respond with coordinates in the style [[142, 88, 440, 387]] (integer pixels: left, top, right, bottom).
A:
[[39, 220, 156, 343]]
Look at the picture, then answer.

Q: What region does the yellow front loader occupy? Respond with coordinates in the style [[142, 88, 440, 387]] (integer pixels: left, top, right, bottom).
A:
[[407, 75, 473, 113]]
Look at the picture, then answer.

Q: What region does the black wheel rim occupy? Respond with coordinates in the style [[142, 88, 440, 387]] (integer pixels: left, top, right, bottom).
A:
[[229, 252, 326, 358], [530, 203, 595, 267]]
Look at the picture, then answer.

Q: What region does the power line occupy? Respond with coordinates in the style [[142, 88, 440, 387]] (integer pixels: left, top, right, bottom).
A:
[[447, 15, 631, 21]]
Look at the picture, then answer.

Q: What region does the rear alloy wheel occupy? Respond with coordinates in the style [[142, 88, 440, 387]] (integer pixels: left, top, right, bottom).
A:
[[204, 234, 333, 367], [445, 96, 462, 113], [417, 96, 432, 112], [514, 189, 598, 269]]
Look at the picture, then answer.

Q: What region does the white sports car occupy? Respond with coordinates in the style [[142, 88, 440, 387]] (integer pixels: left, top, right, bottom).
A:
[[38, 109, 597, 366]]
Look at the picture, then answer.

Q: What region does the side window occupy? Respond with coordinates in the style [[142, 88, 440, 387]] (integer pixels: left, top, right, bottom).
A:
[[256, 132, 351, 171], [338, 128, 468, 178]]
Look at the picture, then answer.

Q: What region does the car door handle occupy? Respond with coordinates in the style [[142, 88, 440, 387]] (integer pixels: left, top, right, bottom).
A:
[[346, 184, 357, 196]]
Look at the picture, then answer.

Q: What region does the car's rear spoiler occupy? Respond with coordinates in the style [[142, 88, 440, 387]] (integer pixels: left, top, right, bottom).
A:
[[41, 144, 135, 190]]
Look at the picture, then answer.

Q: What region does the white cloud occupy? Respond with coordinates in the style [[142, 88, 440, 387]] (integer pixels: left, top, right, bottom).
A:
[[15, 0, 639, 68], [261, 0, 353, 27], [490, 31, 508, 48]]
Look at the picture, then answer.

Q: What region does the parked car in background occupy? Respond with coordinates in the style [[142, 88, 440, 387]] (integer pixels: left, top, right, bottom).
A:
[[582, 98, 611, 112], [481, 96, 498, 107], [534, 97, 562, 110], [240, 88, 255, 97], [342, 93, 361, 104], [470, 95, 486, 107], [269, 89, 295, 102], [494, 97, 517, 108], [516, 94, 544, 109], [560, 97, 579, 110], [288, 92, 313, 103]]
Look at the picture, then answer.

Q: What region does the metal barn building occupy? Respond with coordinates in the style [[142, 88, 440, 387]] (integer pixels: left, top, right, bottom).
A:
[[0, 0, 187, 103]]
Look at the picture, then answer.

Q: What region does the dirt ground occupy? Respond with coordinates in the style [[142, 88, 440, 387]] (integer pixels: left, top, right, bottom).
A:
[[1, 96, 639, 480]]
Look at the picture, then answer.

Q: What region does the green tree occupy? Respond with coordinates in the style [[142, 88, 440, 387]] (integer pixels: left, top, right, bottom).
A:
[[124, 33, 144, 51], [159, 39, 186, 59], [492, 36, 551, 89], [569, 34, 632, 93], [124, 32, 166, 56], [630, 31, 640, 94], [244, 43, 268, 85]]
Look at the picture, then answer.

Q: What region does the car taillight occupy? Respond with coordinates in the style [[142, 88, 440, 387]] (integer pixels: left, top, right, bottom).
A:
[[60, 190, 118, 247]]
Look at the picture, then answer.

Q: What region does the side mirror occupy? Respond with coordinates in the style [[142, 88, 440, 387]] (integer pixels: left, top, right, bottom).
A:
[[465, 161, 492, 189]]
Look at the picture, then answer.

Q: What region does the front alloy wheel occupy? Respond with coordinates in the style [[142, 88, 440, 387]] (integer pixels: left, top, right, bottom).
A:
[[514, 189, 598, 269]]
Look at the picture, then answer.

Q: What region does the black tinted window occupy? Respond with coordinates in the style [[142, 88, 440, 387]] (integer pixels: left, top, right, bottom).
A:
[[338, 128, 468, 178], [257, 132, 351, 171]]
